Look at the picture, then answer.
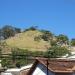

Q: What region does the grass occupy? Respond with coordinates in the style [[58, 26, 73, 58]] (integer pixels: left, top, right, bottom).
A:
[[6, 30, 50, 51]]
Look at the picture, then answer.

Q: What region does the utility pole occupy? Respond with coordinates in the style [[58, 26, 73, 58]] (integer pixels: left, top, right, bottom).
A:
[[46, 49, 52, 75], [47, 59, 49, 75], [47, 50, 49, 75]]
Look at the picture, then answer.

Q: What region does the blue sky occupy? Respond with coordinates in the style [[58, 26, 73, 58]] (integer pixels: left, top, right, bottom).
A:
[[0, 0, 75, 39]]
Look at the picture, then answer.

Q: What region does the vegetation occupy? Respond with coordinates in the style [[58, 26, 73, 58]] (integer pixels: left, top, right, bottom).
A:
[[6, 29, 50, 51], [0, 25, 75, 68], [41, 30, 53, 41], [0, 25, 21, 39], [1, 58, 11, 68], [45, 46, 70, 58], [34, 35, 41, 42], [24, 26, 38, 32], [56, 34, 69, 45], [0, 47, 2, 58], [50, 40, 57, 46], [71, 38, 75, 46], [0, 45, 71, 68]]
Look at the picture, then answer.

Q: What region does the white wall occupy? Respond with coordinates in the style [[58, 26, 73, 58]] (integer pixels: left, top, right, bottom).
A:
[[32, 63, 55, 75], [0, 60, 2, 68], [1, 73, 13, 75], [5, 64, 32, 75]]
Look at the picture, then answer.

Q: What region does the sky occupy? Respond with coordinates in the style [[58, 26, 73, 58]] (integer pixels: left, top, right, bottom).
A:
[[0, 0, 75, 39]]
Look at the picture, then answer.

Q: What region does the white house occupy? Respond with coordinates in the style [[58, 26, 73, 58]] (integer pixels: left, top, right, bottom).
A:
[[1, 72, 13, 75], [2, 58, 75, 75], [27, 58, 75, 75], [0, 60, 2, 68], [66, 52, 75, 59], [1, 64, 32, 75]]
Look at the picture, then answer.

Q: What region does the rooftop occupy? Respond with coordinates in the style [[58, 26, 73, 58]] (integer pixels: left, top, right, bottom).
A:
[[37, 58, 75, 73]]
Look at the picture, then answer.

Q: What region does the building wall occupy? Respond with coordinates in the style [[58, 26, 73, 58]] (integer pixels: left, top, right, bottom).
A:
[[1, 73, 13, 75], [32, 63, 55, 75], [73, 72, 75, 75], [7, 71, 20, 75], [55, 73, 72, 75]]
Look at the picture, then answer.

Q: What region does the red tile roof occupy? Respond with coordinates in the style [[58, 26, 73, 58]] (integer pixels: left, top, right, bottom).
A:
[[38, 58, 75, 73], [27, 58, 75, 75]]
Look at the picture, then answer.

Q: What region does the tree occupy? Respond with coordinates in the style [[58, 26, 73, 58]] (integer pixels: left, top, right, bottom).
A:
[[1, 25, 15, 39], [0, 29, 2, 40], [50, 40, 57, 46], [0, 47, 2, 58], [34, 35, 41, 42], [1, 25, 21, 39], [41, 30, 53, 41], [16, 61, 21, 68], [0, 29, 3, 40], [24, 26, 38, 32], [15, 28, 21, 33], [45, 46, 70, 58], [71, 38, 75, 46], [11, 48, 28, 62], [1, 58, 10, 68], [56, 34, 69, 45]]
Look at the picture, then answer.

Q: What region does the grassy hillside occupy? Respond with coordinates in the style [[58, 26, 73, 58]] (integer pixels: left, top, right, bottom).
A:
[[5, 30, 50, 51]]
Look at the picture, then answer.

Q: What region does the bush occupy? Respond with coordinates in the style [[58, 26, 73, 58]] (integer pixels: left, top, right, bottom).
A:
[[34, 36, 41, 42], [16, 61, 21, 68], [44, 46, 70, 58], [71, 39, 75, 46], [1, 59, 11, 68], [24, 26, 37, 32]]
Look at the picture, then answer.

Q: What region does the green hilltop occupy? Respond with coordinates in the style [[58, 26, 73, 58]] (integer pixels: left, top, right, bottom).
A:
[[5, 30, 50, 51]]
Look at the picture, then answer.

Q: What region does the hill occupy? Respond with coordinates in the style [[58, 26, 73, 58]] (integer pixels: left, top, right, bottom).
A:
[[5, 30, 50, 51], [1, 26, 75, 54]]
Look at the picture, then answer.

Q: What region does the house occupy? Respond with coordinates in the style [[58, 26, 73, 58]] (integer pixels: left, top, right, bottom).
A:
[[2, 58, 75, 75], [0, 60, 2, 68], [27, 58, 75, 75], [66, 52, 75, 59], [1, 72, 13, 75], [1, 64, 32, 75]]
